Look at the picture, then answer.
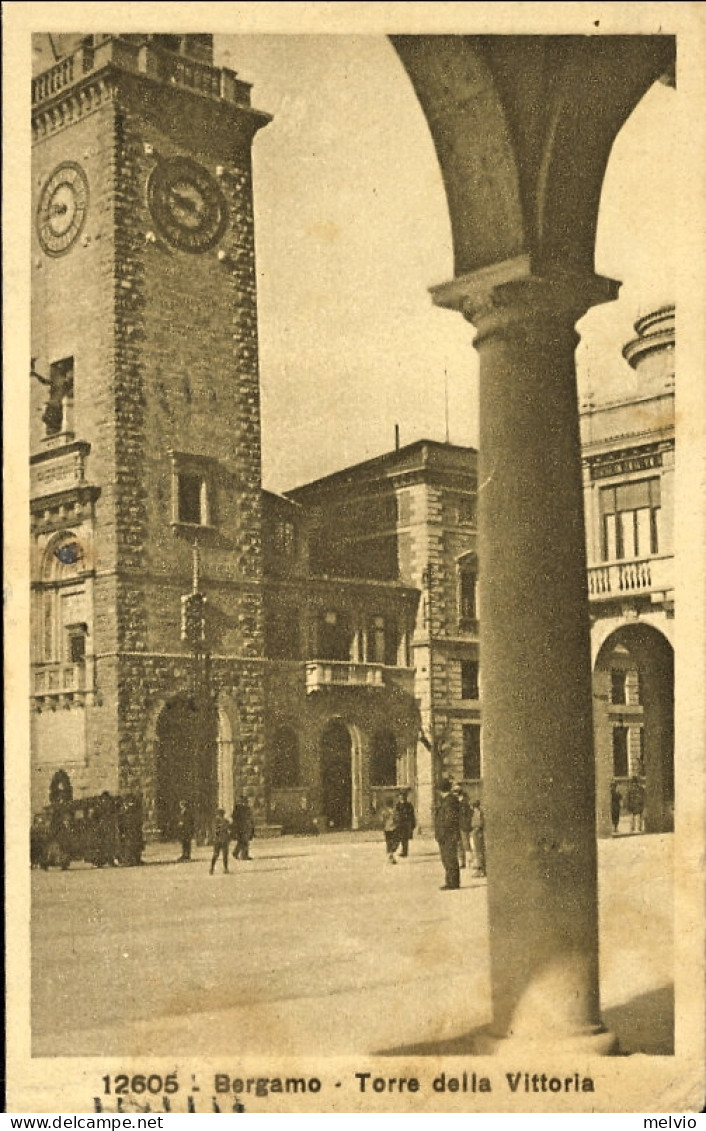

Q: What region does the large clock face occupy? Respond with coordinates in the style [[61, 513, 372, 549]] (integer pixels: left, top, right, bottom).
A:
[[147, 157, 227, 253], [36, 162, 89, 257]]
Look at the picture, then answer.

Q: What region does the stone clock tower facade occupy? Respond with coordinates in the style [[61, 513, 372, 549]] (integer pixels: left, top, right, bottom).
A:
[[30, 34, 271, 834]]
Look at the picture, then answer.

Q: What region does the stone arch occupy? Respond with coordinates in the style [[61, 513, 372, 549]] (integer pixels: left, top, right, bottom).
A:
[[392, 35, 675, 275], [153, 693, 219, 840], [319, 716, 364, 830], [593, 622, 674, 836]]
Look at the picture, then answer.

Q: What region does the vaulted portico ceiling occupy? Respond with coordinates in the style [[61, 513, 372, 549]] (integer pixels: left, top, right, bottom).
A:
[[391, 35, 675, 278]]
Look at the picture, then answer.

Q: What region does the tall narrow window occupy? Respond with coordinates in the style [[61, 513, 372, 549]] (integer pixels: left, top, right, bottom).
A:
[[462, 724, 482, 780], [170, 452, 214, 528], [612, 726, 629, 778], [458, 568, 477, 630], [610, 669, 627, 705], [460, 659, 479, 700]]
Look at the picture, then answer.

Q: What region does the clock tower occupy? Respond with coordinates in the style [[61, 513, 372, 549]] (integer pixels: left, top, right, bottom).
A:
[[30, 34, 271, 834]]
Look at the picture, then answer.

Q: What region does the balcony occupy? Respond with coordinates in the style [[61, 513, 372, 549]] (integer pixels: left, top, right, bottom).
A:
[[305, 661, 385, 693], [33, 662, 87, 699], [588, 555, 674, 602]]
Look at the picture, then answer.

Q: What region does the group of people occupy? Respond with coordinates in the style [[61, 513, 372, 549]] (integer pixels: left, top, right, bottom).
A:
[[380, 781, 486, 891], [380, 789, 417, 863], [30, 791, 145, 870], [610, 776, 646, 834], [176, 798, 256, 873], [434, 778, 485, 890]]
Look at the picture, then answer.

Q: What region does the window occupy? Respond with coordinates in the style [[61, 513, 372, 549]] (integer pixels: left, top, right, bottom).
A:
[[610, 669, 627, 705], [457, 496, 476, 526], [274, 519, 297, 557], [170, 453, 213, 527], [612, 726, 629, 778], [600, 478, 661, 560], [460, 659, 479, 700], [42, 357, 74, 437], [458, 568, 477, 629], [318, 611, 353, 661], [462, 725, 482, 780], [68, 627, 87, 664], [368, 615, 398, 666]]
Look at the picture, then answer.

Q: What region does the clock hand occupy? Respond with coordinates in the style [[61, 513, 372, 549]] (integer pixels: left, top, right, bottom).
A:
[[169, 189, 201, 215], [50, 202, 69, 216]]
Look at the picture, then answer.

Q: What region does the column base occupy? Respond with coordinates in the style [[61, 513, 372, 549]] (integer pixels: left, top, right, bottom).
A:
[[472, 1025, 619, 1056]]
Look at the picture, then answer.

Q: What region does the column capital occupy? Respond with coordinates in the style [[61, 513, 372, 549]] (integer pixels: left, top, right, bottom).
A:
[[431, 255, 620, 335]]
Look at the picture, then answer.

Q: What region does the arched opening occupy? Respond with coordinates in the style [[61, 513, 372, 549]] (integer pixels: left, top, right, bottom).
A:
[[370, 729, 397, 787], [320, 718, 353, 829], [154, 695, 218, 840], [270, 725, 300, 788], [594, 623, 674, 835]]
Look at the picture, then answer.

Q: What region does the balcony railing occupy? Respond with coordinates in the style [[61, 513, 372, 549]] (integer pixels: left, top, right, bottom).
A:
[[588, 555, 673, 600], [305, 661, 385, 693], [33, 662, 86, 696]]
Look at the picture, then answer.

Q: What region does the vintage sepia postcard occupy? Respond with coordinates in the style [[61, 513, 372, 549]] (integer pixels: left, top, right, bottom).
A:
[[4, 0, 706, 1116]]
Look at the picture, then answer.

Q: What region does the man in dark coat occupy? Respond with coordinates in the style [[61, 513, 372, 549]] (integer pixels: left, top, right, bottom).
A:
[[176, 799, 195, 862], [435, 778, 461, 890], [610, 781, 622, 835], [210, 808, 231, 874], [231, 798, 255, 860], [394, 789, 417, 858]]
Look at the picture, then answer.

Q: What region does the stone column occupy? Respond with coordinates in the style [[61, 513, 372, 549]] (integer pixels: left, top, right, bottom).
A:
[[433, 261, 618, 1053]]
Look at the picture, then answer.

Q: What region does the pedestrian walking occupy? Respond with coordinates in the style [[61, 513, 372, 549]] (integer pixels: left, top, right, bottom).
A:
[[626, 775, 646, 833], [176, 798, 195, 861], [210, 808, 231, 874], [394, 789, 416, 857], [455, 784, 472, 868], [116, 794, 145, 866], [610, 781, 622, 835], [435, 778, 461, 890], [381, 797, 400, 864], [469, 799, 486, 877], [231, 798, 255, 860]]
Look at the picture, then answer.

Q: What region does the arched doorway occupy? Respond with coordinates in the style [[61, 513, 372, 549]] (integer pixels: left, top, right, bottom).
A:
[[594, 623, 674, 835], [155, 695, 218, 839], [320, 718, 353, 829]]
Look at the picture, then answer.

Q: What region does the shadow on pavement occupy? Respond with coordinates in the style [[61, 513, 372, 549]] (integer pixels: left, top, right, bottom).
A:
[[604, 983, 674, 1055], [376, 985, 674, 1057]]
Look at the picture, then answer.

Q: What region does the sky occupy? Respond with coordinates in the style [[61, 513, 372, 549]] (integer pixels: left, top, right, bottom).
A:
[[214, 35, 676, 493]]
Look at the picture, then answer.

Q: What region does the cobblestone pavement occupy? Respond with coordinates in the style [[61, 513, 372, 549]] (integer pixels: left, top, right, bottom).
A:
[[31, 831, 673, 1057]]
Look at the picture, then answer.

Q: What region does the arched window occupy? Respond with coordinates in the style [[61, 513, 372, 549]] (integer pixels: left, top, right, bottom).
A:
[[270, 726, 300, 788], [457, 552, 478, 632], [36, 534, 88, 664], [370, 730, 397, 787]]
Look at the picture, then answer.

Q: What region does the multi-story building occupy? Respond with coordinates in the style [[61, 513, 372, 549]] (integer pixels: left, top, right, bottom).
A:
[[30, 33, 272, 835], [581, 306, 675, 836], [29, 33, 674, 842]]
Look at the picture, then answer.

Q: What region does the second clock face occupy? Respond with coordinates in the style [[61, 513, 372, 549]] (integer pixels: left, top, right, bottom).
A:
[[147, 157, 227, 253], [37, 162, 89, 256]]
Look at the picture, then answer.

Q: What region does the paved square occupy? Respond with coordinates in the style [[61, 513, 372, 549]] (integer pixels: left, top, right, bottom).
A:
[[31, 831, 673, 1057]]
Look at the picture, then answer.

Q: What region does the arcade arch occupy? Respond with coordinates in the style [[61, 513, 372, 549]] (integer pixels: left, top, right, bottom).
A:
[[593, 623, 674, 836]]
